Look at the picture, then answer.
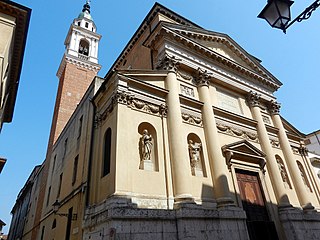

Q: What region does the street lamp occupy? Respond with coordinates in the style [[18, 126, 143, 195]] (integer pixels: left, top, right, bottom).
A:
[[258, 0, 320, 33], [52, 200, 77, 220]]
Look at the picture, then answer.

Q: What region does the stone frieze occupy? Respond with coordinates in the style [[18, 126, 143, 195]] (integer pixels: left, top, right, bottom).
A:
[[181, 112, 202, 127], [216, 122, 259, 143], [95, 90, 167, 128]]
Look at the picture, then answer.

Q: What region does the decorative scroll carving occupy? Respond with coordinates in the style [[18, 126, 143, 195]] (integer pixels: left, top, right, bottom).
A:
[[292, 147, 300, 155], [195, 68, 211, 87], [112, 90, 134, 105], [262, 115, 271, 125], [299, 142, 308, 155], [246, 91, 261, 107], [181, 113, 202, 126], [177, 69, 193, 81], [270, 139, 280, 148], [95, 91, 167, 128], [216, 122, 259, 142], [130, 99, 167, 117], [180, 85, 195, 97], [156, 54, 180, 72], [269, 100, 281, 115]]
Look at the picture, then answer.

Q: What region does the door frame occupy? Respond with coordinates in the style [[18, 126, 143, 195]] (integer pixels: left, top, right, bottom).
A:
[[221, 140, 278, 225]]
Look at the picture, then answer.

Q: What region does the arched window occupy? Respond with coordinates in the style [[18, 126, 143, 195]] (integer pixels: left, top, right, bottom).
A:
[[102, 128, 112, 177], [187, 133, 206, 177], [297, 161, 312, 192], [138, 123, 158, 171], [78, 39, 89, 56], [275, 155, 291, 189]]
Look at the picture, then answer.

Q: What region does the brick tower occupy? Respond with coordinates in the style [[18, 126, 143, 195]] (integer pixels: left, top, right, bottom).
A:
[[31, 3, 101, 239], [48, 0, 101, 148]]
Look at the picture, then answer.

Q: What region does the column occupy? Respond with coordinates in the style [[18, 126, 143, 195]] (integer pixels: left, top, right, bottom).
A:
[[158, 55, 192, 203], [196, 69, 234, 207], [269, 100, 314, 210], [247, 92, 292, 208]]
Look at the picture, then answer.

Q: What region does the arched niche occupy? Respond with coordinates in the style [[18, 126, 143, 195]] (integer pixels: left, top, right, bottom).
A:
[[275, 155, 292, 189], [187, 133, 206, 177], [78, 38, 90, 56], [138, 122, 158, 171]]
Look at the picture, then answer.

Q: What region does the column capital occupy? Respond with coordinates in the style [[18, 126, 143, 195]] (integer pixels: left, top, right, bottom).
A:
[[247, 91, 261, 107], [269, 100, 281, 115], [156, 54, 180, 73], [299, 141, 308, 155], [195, 68, 211, 87]]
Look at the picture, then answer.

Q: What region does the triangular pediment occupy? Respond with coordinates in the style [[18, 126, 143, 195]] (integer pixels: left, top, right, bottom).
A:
[[222, 140, 266, 169], [223, 140, 266, 158], [162, 23, 281, 86]]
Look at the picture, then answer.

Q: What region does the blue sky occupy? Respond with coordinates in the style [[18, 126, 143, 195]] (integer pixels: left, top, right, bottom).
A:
[[0, 0, 319, 234]]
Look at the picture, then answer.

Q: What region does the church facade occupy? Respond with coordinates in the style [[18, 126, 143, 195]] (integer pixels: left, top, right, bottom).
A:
[[9, 2, 320, 240]]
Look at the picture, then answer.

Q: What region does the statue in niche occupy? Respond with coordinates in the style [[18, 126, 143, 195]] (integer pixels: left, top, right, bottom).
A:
[[141, 129, 153, 161], [188, 140, 201, 169], [276, 158, 291, 188]]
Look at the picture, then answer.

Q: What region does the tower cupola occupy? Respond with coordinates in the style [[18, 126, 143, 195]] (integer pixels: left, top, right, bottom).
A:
[[57, 0, 101, 76]]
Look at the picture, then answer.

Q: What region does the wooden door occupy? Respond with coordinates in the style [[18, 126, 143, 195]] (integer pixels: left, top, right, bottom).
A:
[[236, 169, 278, 240]]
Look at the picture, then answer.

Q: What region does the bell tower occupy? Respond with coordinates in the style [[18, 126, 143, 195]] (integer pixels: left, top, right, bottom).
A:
[[49, 0, 101, 147]]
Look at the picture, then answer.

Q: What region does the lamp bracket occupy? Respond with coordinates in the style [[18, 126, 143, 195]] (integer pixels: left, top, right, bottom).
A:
[[57, 213, 78, 221], [285, 0, 320, 31]]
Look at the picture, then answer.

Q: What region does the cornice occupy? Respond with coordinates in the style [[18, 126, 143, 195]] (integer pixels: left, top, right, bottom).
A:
[[213, 106, 257, 128], [73, 25, 102, 39], [117, 73, 169, 98], [56, 54, 101, 78], [0, 1, 31, 122], [179, 94, 203, 110]]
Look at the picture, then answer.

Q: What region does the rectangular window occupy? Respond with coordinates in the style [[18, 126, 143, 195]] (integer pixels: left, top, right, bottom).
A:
[[78, 116, 83, 139], [52, 154, 56, 175], [46, 186, 51, 207], [63, 138, 68, 159], [72, 156, 79, 185], [57, 173, 63, 198]]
